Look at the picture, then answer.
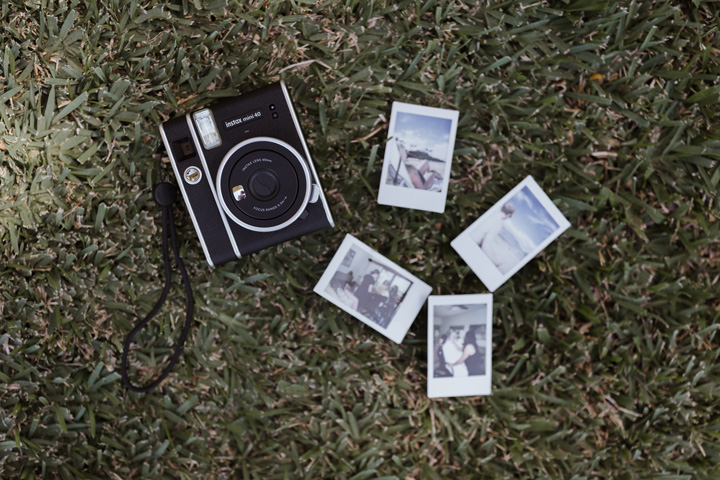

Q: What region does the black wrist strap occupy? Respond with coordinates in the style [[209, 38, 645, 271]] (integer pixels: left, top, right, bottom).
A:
[[121, 182, 195, 393]]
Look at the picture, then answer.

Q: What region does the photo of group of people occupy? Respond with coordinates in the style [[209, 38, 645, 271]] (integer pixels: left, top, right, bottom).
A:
[[378, 102, 458, 214], [427, 295, 492, 398], [325, 248, 411, 328], [314, 235, 432, 344]]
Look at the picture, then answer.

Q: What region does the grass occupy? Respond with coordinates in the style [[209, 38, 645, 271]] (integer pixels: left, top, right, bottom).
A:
[[1, 0, 720, 478]]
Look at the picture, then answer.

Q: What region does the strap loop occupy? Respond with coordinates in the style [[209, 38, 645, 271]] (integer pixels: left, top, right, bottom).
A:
[[121, 182, 195, 393]]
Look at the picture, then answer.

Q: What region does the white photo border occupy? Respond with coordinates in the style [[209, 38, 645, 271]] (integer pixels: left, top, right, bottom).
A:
[[314, 234, 432, 344], [377, 102, 459, 214], [427, 294, 493, 398], [450, 176, 571, 292]]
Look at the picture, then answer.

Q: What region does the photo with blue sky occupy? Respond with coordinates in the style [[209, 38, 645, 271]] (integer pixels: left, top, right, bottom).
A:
[[394, 112, 452, 161], [500, 186, 560, 255]]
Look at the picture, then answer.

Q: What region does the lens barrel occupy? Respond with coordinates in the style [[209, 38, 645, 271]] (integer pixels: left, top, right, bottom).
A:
[[216, 138, 311, 232]]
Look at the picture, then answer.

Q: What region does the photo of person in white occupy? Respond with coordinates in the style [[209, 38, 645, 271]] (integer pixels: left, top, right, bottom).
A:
[[473, 202, 521, 275], [432, 304, 487, 379], [441, 328, 469, 377], [470, 186, 560, 275]]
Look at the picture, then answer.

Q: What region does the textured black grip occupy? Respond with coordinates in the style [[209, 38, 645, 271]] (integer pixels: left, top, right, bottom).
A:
[[161, 116, 237, 266]]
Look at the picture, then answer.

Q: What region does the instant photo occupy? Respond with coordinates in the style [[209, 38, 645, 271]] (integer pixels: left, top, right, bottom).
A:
[[378, 102, 459, 214], [427, 294, 493, 398], [451, 176, 571, 292], [314, 234, 432, 343]]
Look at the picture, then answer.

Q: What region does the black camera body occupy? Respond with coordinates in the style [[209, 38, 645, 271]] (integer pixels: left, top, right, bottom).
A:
[[159, 82, 334, 266]]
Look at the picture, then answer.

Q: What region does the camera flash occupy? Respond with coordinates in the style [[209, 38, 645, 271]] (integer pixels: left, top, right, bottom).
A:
[[193, 109, 222, 149]]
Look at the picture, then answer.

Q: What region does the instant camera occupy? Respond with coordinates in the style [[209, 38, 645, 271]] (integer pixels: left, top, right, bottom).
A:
[[159, 82, 334, 266]]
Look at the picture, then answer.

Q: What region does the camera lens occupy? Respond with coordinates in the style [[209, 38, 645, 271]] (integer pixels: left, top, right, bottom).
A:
[[248, 169, 280, 201], [217, 138, 311, 232], [227, 149, 298, 221]]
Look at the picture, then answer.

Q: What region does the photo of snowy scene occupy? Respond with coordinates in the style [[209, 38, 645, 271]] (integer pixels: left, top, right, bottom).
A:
[[386, 112, 452, 192]]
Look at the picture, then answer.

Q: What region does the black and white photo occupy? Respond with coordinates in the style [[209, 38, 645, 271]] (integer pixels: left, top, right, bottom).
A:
[[314, 234, 432, 343], [428, 295, 493, 398], [451, 176, 571, 292], [378, 102, 458, 213]]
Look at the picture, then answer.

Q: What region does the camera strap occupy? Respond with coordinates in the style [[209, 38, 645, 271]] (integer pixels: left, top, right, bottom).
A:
[[120, 181, 195, 393]]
